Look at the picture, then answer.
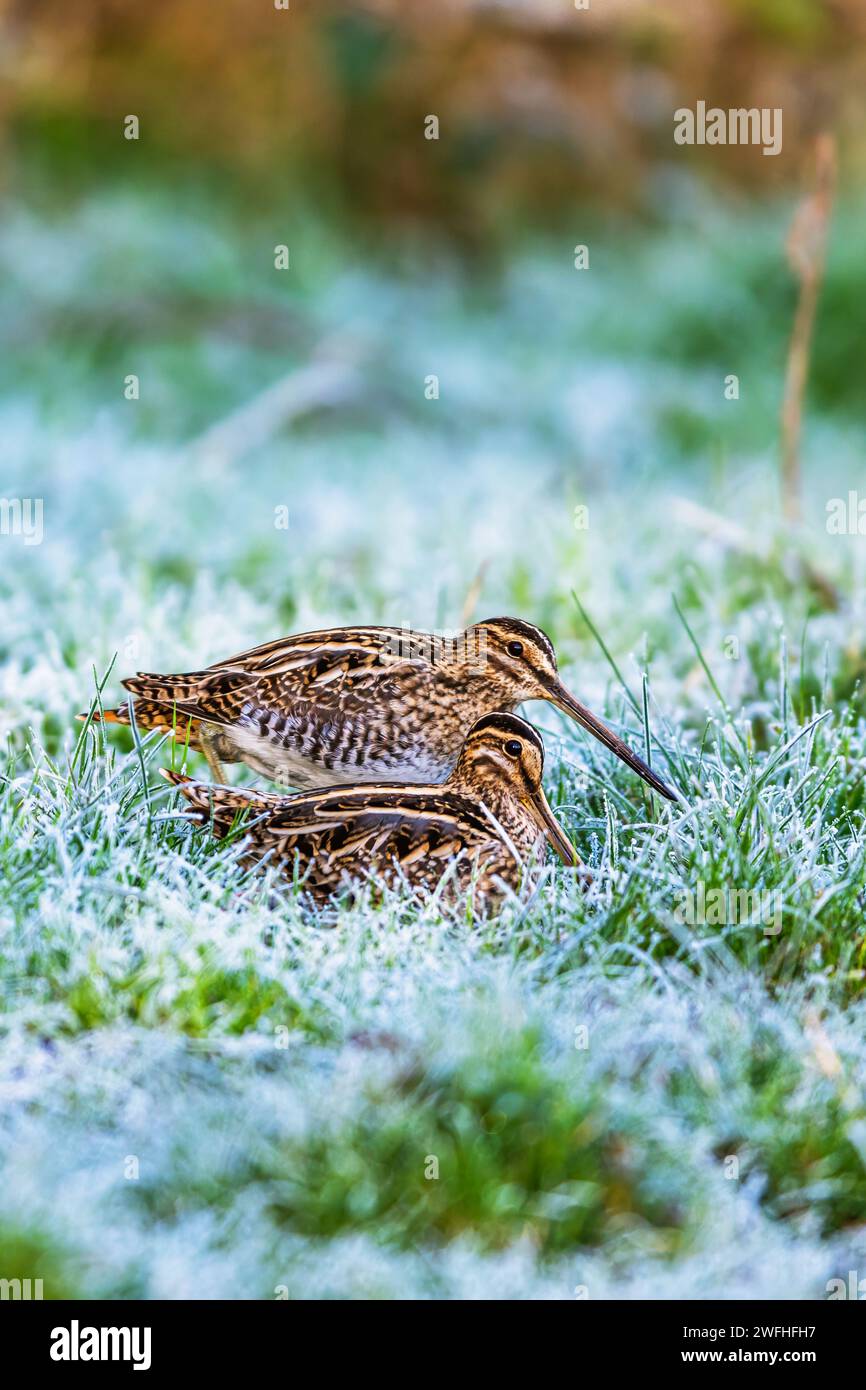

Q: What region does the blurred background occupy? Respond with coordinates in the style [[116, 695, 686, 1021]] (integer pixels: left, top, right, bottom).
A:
[[2, 0, 866, 740]]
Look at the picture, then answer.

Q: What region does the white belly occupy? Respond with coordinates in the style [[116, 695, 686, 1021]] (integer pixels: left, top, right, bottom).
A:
[[227, 724, 450, 790]]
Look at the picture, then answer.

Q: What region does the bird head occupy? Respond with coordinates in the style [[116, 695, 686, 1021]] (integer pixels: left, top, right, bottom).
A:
[[465, 617, 677, 802], [453, 711, 577, 865]]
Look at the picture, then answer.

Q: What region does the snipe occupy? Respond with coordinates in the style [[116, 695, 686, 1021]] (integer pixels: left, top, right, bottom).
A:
[[87, 616, 676, 800], [161, 712, 580, 908]]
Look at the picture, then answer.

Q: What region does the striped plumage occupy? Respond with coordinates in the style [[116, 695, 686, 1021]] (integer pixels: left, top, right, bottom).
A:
[[161, 712, 580, 908], [85, 616, 677, 801]]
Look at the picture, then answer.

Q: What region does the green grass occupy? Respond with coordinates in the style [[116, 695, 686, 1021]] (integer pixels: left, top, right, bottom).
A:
[[1, 177, 866, 1298]]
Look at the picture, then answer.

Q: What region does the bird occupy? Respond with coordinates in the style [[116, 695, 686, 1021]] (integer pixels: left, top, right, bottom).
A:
[[84, 615, 676, 801], [160, 712, 580, 908]]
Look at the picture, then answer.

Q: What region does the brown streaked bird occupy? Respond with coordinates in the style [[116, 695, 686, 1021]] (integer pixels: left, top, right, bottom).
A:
[[84, 616, 676, 800], [161, 713, 580, 908]]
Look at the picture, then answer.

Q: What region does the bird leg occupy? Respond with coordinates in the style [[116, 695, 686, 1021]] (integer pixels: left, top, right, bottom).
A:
[[199, 724, 228, 784]]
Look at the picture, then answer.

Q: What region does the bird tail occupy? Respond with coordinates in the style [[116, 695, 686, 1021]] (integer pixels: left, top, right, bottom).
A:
[[121, 668, 254, 726], [77, 701, 204, 748], [160, 769, 283, 839]]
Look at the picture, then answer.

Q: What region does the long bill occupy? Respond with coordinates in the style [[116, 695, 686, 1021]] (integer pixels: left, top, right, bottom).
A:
[[524, 786, 581, 867], [546, 680, 678, 801]]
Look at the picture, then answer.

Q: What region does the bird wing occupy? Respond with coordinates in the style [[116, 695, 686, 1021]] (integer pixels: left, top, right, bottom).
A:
[[262, 786, 496, 871], [163, 773, 499, 880], [123, 627, 431, 728]]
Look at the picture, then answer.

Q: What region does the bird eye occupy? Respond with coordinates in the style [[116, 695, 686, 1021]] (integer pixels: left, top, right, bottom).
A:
[[507, 641, 524, 658], [504, 739, 522, 757]]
